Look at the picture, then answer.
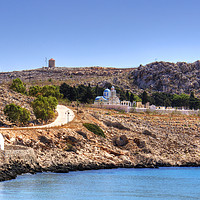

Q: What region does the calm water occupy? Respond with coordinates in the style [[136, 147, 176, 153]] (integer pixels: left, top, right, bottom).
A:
[[0, 168, 200, 200]]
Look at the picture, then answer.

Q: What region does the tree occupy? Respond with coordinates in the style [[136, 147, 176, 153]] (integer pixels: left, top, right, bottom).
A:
[[69, 86, 77, 101], [115, 86, 126, 101], [134, 95, 142, 102], [4, 103, 30, 125], [40, 85, 62, 99], [130, 93, 142, 102], [94, 84, 104, 96], [130, 93, 134, 102], [141, 91, 149, 104], [60, 83, 77, 101], [151, 92, 173, 106], [85, 85, 95, 103], [179, 94, 189, 108], [31, 95, 58, 121], [164, 98, 171, 108], [126, 91, 130, 101], [190, 91, 195, 99], [20, 108, 31, 125], [47, 96, 58, 110], [77, 84, 87, 102], [10, 78, 27, 94], [29, 85, 42, 96], [189, 91, 200, 110]]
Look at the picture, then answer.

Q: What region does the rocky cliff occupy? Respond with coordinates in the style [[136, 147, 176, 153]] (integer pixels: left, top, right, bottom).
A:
[[129, 61, 200, 94], [0, 107, 200, 181]]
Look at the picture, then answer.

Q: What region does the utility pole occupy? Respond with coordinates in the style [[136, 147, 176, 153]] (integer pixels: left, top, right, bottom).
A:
[[45, 57, 47, 67]]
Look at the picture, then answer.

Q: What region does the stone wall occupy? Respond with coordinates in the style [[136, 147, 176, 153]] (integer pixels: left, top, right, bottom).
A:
[[0, 145, 37, 166]]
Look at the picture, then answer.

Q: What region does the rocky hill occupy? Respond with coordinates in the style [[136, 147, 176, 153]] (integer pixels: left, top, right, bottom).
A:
[[0, 107, 200, 181], [129, 61, 200, 94], [1, 60, 200, 95], [0, 67, 134, 91]]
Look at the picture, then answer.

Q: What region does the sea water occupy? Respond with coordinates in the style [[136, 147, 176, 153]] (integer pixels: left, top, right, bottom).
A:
[[0, 167, 200, 200]]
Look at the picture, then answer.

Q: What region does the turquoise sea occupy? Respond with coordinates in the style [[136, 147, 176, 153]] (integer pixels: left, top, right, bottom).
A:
[[0, 168, 200, 200]]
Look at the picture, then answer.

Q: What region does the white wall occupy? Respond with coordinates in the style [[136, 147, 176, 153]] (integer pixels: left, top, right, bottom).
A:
[[0, 133, 4, 151]]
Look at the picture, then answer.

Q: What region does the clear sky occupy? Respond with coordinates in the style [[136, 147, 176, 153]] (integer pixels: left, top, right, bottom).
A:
[[1, 0, 200, 71]]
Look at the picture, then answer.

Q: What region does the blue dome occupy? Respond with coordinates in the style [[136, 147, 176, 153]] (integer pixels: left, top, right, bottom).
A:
[[103, 88, 111, 99], [104, 88, 110, 93], [95, 96, 107, 101]]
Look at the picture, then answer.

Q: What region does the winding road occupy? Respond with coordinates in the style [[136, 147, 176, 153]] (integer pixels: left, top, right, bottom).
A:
[[0, 105, 75, 130]]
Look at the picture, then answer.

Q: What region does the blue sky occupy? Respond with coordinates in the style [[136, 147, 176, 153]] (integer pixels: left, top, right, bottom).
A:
[[1, 0, 200, 71]]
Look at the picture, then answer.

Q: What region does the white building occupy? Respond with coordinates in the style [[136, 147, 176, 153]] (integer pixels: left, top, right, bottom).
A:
[[120, 100, 133, 107]]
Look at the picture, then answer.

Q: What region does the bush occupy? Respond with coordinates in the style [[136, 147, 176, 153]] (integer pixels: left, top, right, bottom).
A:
[[31, 95, 58, 122], [10, 78, 27, 94], [29, 85, 42, 96], [83, 123, 105, 138], [4, 103, 30, 125], [20, 107, 31, 125], [29, 85, 62, 99], [41, 85, 63, 99]]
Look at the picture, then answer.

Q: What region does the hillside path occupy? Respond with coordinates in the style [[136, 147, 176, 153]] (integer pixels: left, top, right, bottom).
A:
[[0, 105, 75, 130]]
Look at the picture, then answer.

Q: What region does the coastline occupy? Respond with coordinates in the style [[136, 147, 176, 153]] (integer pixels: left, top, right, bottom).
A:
[[1, 146, 200, 182], [1, 107, 200, 182]]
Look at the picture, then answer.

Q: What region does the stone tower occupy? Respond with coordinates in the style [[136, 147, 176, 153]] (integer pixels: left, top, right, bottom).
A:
[[49, 58, 55, 68]]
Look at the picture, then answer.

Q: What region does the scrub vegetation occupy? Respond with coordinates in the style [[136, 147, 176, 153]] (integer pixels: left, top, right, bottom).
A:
[[83, 123, 105, 138]]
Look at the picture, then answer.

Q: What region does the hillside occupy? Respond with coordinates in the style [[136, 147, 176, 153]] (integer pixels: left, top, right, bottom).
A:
[[1, 106, 200, 181], [0, 86, 35, 126], [1, 60, 200, 96], [129, 61, 200, 95], [0, 67, 135, 92]]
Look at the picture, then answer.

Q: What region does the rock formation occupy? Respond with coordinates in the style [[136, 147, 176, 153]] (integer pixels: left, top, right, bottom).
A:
[[129, 60, 200, 94]]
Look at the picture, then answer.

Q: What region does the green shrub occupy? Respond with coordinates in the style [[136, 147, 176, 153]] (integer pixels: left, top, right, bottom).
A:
[[29, 85, 62, 99], [31, 95, 58, 121], [29, 85, 42, 96], [83, 123, 105, 138], [4, 103, 30, 125], [10, 78, 27, 94]]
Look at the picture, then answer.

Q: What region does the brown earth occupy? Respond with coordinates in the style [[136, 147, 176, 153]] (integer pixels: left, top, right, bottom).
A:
[[1, 106, 200, 181]]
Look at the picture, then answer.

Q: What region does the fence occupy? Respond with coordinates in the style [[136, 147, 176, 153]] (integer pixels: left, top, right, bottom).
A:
[[92, 104, 200, 115]]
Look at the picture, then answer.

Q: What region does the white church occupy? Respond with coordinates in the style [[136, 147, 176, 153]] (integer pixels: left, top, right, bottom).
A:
[[94, 86, 120, 105]]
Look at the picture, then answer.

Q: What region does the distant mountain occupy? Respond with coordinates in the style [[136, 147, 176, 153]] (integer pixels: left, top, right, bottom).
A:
[[129, 61, 200, 94]]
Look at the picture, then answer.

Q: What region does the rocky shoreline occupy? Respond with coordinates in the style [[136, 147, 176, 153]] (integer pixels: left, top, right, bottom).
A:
[[1, 145, 200, 182], [1, 107, 200, 182], [1, 154, 200, 183]]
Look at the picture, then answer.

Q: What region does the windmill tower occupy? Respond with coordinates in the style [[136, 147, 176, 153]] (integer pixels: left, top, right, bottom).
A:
[[48, 58, 55, 68]]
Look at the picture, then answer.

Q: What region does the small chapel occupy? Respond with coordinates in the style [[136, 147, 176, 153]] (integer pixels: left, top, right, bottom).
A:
[[94, 86, 120, 105]]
